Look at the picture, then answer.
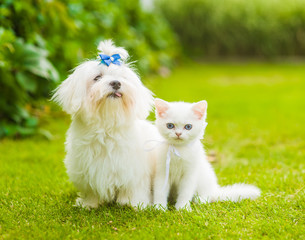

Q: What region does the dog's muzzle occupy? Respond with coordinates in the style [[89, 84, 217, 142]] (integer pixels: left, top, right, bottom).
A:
[[108, 91, 122, 98], [110, 80, 121, 90], [108, 80, 122, 98]]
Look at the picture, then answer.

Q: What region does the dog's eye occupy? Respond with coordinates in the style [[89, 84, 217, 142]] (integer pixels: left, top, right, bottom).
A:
[[94, 75, 102, 81]]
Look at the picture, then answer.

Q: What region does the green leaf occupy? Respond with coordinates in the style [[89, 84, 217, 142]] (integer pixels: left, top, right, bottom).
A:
[[24, 116, 38, 128], [16, 126, 36, 137], [16, 71, 37, 93], [38, 128, 53, 140], [13, 39, 60, 82]]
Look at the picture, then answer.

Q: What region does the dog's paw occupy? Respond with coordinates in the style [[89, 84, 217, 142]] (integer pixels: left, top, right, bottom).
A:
[[175, 202, 192, 211], [74, 197, 99, 210], [197, 196, 212, 204], [154, 204, 167, 211], [117, 194, 131, 206], [134, 202, 149, 211]]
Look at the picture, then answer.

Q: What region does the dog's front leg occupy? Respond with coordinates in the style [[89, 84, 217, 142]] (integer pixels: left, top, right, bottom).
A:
[[130, 183, 150, 209], [116, 188, 131, 206], [74, 190, 99, 209], [117, 182, 150, 209]]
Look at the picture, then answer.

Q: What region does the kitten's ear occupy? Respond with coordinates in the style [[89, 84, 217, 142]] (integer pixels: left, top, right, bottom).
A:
[[192, 100, 207, 120], [155, 98, 169, 118]]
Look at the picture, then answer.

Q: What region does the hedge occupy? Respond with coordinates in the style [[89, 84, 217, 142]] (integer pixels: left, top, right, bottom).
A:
[[159, 0, 305, 57]]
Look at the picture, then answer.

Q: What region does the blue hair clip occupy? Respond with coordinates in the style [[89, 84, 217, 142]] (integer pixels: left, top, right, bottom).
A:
[[99, 54, 121, 66]]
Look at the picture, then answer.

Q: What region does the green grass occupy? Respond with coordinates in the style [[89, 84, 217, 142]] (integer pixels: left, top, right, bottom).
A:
[[1, 62, 305, 239]]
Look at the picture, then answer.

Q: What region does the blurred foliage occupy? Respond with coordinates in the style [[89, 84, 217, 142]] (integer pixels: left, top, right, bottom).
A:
[[158, 0, 305, 57], [0, 0, 178, 138]]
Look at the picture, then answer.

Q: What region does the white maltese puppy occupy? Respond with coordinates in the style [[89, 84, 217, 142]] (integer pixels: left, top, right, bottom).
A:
[[52, 40, 159, 209]]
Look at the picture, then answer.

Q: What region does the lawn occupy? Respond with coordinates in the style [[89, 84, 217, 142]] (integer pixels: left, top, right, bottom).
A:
[[1, 62, 304, 239]]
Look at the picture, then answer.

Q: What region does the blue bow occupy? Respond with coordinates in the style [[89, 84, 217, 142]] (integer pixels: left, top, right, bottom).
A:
[[99, 54, 121, 66]]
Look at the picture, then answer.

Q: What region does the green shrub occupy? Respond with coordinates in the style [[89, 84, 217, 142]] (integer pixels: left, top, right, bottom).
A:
[[158, 0, 305, 57], [0, 0, 178, 138], [0, 28, 60, 137]]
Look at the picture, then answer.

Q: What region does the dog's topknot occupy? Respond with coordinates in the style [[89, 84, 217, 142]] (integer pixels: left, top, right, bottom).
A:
[[98, 40, 129, 61]]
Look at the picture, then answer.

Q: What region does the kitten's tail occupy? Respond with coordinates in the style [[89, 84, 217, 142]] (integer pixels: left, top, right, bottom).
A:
[[212, 183, 261, 202]]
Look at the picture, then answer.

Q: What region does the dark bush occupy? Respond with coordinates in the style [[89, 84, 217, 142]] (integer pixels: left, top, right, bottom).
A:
[[159, 0, 305, 58]]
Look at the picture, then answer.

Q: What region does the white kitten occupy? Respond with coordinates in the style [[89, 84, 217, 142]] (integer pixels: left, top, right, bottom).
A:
[[52, 40, 160, 209], [153, 99, 260, 211]]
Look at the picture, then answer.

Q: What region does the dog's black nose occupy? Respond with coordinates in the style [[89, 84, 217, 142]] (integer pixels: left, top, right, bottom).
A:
[[110, 80, 121, 90]]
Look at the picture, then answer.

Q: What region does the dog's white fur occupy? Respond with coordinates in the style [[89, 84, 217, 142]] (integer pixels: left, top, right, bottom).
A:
[[52, 40, 160, 209]]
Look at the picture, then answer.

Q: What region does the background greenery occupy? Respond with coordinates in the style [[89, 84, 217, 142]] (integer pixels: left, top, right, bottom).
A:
[[1, 63, 304, 239], [159, 0, 305, 57], [0, 0, 178, 137]]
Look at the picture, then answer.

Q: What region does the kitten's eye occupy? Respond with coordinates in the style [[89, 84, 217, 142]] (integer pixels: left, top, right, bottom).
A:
[[184, 124, 192, 130], [94, 75, 102, 81], [166, 123, 175, 129]]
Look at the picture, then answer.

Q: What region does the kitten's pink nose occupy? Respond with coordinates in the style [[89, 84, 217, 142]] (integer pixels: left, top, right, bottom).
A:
[[175, 132, 182, 137]]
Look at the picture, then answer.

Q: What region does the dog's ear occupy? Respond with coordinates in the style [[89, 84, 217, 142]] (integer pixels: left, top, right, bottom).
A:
[[155, 98, 169, 118], [52, 64, 88, 115], [135, 85, 154, 119], [98, 40, 129, 61]]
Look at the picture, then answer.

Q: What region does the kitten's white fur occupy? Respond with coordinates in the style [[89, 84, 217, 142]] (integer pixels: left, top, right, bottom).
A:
[[52, 40, 160, 209], [154, 99, 260, 210]]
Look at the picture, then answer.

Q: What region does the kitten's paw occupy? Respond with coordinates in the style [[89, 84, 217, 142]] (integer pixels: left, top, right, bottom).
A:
[[74, 197, 99, 210]]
